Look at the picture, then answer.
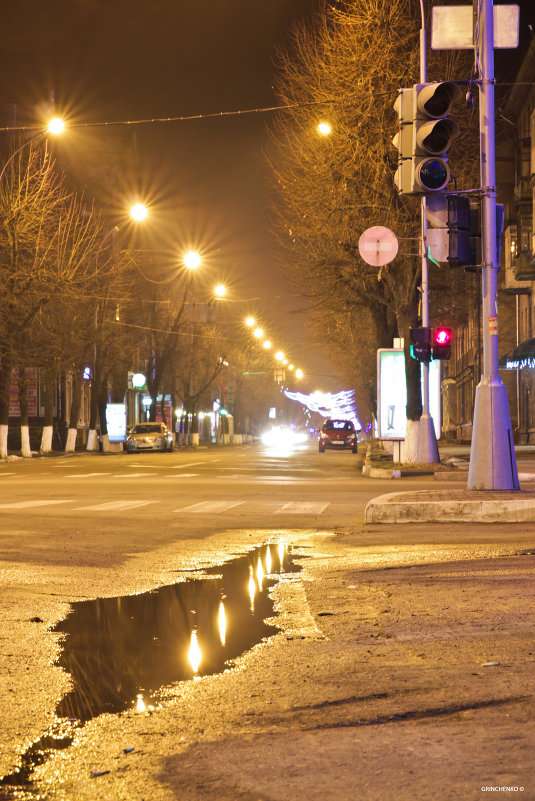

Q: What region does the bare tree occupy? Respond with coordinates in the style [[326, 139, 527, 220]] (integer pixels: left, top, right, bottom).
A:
[[268, 0, 478, 459], [0, 142, 66, 457]]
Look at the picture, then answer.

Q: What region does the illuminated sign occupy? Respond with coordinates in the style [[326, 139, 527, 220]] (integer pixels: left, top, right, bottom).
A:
[[106, 403, 127, 442], [131, 372, 146, 390], [377, 349, 441, 440]]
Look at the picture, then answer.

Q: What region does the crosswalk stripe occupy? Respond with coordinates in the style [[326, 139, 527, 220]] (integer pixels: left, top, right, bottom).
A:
[[66, 473, 108, 478], [274, 502, 330, 514], [174, 500, 244, 514], [75, 500, 156, 511], [112, 473, 153, 478], [163, 473, 199, 478], [0, 500, 71, 509]]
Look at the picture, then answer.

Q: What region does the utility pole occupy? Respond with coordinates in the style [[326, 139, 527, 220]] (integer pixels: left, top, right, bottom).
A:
[[417, 0, 439, 463], [467, 0, 519, 490]]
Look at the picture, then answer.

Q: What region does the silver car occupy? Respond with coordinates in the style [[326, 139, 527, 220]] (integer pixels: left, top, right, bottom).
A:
[[125, 422, 174, 452]]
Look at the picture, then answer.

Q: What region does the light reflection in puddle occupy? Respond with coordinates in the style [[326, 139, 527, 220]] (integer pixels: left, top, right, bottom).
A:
[[0, 543, 302, 796]]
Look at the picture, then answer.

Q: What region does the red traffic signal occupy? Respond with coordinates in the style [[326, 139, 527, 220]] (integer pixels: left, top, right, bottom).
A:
[[432, 327, 452, 359]]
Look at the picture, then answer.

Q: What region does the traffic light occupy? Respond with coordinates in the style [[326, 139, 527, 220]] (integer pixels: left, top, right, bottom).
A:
[[393, 82, 461, 196], [426, 194, 471, 266], [411, 82, 461, 194], [410, 327, 432, 362], [432, 327, 453, 360]]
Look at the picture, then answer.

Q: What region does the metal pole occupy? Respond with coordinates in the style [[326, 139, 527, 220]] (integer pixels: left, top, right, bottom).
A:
[[417, 0, 439, 463], [467, 0, 519, 489]]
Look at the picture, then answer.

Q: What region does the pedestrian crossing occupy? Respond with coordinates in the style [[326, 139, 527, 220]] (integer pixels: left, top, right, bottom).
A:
[[0, 498, 333, 515]]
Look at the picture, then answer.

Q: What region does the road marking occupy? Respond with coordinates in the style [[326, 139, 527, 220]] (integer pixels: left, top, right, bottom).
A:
[[0, 500, 71, 509], [169, 459, 222, 469], [174, 500, 244, 513], [274, 502, 330, 514], [163, 473, 199, 478], [75, 500, 156, 511], [111, 473, 154, 478], [65, 473, 108, 478]]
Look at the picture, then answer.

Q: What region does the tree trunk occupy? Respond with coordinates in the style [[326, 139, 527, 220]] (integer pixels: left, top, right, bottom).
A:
[[87, 373, 100, 451], [40, 370, 56, 453], [191, 404, 199, 447], [65, 372, 82, 453], [97, 386, 109, 452], [0, 354, 12, 459], [18, 368, 32, 458]]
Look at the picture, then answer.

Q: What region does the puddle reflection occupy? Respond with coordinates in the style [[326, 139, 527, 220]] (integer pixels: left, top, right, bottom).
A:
[[53, 543, 299, 722], [1, 544, 301, 795]]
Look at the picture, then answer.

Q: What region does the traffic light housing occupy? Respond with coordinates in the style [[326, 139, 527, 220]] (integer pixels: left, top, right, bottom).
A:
[[412, 82, 461, 194], [432, 327, 452, 360], [393, 82, 461, 195], [410, 327, 432, 362]]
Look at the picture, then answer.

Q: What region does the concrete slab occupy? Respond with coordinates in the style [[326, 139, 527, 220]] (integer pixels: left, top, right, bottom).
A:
[[365, 489, 535, 524]]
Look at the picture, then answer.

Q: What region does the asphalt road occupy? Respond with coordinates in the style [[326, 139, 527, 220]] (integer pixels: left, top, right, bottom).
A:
[[1, 442, 534, 800], [0, 439, 443, 566]]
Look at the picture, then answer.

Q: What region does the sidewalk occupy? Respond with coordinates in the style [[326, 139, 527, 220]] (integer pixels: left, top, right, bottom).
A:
[[24, 528, 534, 801], [364, 443, 535, 523]]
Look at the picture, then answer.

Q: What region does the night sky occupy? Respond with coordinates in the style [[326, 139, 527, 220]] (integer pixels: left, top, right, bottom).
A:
[[0, 0, 328, 383]]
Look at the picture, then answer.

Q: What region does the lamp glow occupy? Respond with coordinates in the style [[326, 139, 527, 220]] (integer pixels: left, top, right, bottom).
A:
[[47, 117, 65, 135], [318, 122, 332, 136], [263, 340, 272, 349], [254, 328, 263, 339], [130, 203, 148, 222], [245, 316, 255, 327], [183, 250, 202, 270], [188, 629, 202, 673]]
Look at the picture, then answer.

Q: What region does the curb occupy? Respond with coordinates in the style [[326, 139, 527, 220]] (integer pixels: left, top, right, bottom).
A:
[[365, 489, 535, 524]]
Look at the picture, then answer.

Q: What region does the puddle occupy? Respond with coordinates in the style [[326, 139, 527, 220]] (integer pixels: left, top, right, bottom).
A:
[[0, 543, 302, 796]]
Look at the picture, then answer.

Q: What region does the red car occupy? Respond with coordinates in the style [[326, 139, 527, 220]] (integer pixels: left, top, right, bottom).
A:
[[318, 419, 358, 453]]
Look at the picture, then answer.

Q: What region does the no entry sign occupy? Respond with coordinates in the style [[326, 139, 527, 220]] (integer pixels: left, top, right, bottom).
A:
[[358, 226, 399, 267]]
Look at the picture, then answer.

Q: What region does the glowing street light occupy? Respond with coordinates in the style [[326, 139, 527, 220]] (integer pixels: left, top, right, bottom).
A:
[[130, 203, 148, 222], [275, 351, 285, 362], [263, 340, 272, 349], [295, 369, 304, 379], [317, 121, 332, 136], [214, 284, 226, 298], [245, 316, 255, 327], [47, 117, 65, 135], [288, 364, 294, 370], [183, 250, 202, 270], [253, 327, 263, 339]]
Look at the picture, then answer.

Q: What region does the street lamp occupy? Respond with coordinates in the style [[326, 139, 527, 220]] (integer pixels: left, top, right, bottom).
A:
[[183, 250, 202, 270], [317, 121, 332, 136], [47, 118, 65, 135], [245, 316, 255, 327], [263, 340, 272, 350], [214, 284, 226, 299], [129, 203, 148, 222], [275, 351, 285, 362], [253, 327, 263, 339], [295, 369, 303, 379]]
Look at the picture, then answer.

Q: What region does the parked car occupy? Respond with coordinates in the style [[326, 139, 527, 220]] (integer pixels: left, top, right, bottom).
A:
[[318, 419, 358, 453], [125, 422, 174, 452]]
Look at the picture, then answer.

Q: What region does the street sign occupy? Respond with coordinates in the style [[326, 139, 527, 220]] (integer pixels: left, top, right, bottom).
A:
[[431, 5, 519, 50], [358, 226, 399, 267]]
